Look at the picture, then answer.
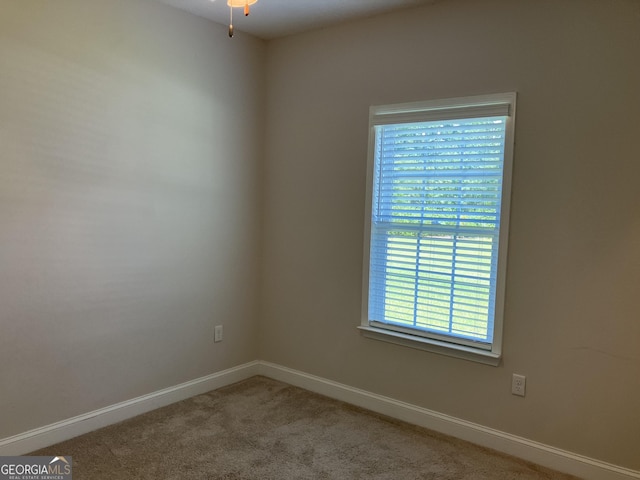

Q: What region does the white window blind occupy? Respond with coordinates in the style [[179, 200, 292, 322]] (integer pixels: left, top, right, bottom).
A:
[[363, 93, 515, 356]]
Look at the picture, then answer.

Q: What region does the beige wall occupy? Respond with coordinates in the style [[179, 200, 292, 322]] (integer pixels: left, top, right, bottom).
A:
[[261, 0, 640, 470], [0, 0, 265, 438], [2, 0, 640, 472]]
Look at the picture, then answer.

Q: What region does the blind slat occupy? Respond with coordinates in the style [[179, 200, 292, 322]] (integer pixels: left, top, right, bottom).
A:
[[368, 114, 507, 344]]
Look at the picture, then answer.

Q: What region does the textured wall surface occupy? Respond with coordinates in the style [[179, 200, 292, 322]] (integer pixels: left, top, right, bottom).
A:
[[261, 0, 640, 470], [0, 0, 264, 438]]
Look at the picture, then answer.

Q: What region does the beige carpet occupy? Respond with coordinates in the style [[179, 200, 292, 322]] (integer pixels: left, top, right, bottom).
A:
[[32, 376, 580, 479]]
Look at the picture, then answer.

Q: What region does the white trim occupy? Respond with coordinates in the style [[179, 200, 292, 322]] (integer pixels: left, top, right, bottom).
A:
[[0, 361, 260, 456], [358, 326, 501, 366], [361, 92, 517, 364], [258, 361, 640, 480], [2, 360, 638, 480]]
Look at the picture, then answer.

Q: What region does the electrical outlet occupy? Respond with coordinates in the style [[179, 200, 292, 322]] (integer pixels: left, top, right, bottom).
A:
[[512, 374, 526, 397], [214, 325, 223, 343]]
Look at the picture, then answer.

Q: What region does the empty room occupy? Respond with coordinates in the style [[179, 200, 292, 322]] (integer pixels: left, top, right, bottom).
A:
[[1, 0, 639, 479]]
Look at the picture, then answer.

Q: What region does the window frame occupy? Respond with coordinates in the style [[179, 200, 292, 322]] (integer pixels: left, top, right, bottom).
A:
[[360, 92, 517, 366]]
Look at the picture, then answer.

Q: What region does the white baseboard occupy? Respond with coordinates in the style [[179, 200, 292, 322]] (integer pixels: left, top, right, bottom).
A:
[[1, 360, 638, 480], [257, 361, 640, 480], [0, 361, 260, 456]]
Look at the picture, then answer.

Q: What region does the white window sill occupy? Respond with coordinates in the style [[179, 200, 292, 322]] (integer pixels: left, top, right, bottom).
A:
[[358, 326, 501, 366]]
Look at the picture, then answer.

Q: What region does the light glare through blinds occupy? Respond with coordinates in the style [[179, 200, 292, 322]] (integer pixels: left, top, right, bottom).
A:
[[368, 116, 507, 346]]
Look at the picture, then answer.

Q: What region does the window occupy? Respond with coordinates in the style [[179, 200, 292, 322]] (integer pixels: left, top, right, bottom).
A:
[[360, 93, 516, 365]]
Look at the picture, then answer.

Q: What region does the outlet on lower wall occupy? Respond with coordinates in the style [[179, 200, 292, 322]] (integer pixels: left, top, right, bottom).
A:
[[214, 325, 223, 343], [512, 374, 526, 397]]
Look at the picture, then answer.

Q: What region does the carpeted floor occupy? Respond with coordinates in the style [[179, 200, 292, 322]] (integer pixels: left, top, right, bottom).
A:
[[32, 376, 581, 479]]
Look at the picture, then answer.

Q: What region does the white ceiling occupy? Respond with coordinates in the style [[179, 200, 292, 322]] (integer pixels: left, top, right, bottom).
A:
[[153, 0, 436, 40]]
